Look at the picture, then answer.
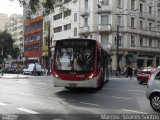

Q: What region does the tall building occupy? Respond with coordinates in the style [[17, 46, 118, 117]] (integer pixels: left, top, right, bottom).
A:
[[79, 0, 160, 71], [42, 0, 80, 67], [0, 13, 9, 32], [5, 14, 23, 60], [23, 0, 43, 64]]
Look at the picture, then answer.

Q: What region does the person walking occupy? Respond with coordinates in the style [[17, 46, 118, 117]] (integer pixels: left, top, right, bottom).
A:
[[127, 66, 133, 78]]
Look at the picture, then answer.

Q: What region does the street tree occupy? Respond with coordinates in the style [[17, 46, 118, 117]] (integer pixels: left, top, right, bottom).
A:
[[10, 0, 72, 15], [0, 31, 14, 59]]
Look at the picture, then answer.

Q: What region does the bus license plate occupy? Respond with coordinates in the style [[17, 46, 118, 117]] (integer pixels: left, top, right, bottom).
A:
[[69, 83, 77, 87]]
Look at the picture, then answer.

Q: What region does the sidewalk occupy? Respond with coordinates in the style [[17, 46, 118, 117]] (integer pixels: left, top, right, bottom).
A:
[[110, 76, 136, 80], [0, 73, 29, 79]]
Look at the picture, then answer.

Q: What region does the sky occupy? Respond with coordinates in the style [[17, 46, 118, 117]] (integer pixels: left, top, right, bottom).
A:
[[0, 0, 23, 17]]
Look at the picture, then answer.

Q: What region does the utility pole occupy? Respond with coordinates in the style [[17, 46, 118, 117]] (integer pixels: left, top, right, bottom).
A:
[[116, 25, 120, 71], [47, 22, 51, 75]]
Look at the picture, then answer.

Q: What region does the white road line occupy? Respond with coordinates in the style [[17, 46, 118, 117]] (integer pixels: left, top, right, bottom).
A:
[[127, 90, 145, 93], [17, 108, 39, 114], [17, 93, 34, 96], [112, 96, 134, 100], [48, 97, 65, 101], [34, 87, 46, 90], [0, 101, 8, 106], [80, 102, 100, 107], [33, 83, 48, 85], [121, 109, 148, 114]]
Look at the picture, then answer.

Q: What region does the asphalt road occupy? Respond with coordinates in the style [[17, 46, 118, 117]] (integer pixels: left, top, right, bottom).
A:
[[0, 75, 159, 120]]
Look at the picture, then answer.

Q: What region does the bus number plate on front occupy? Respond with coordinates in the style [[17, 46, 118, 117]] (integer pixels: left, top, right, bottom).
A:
[[69, 83, 77, 87]]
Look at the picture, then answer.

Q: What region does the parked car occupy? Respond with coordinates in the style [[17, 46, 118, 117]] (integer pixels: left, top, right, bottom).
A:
[[136, 67, 156, 84], [23, 63, 43, 76], [3, 66, 18, 74], [146, 66, 160, 112]]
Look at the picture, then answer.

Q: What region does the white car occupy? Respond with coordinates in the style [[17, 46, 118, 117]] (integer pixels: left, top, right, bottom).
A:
[[23, 63, 42, 76], [146, 66, 160, 112]]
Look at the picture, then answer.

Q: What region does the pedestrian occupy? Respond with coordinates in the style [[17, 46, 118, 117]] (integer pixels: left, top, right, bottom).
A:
[[127, 66, 133, 78], [117, 66, 121, 78], [33, 63, 36, 76]]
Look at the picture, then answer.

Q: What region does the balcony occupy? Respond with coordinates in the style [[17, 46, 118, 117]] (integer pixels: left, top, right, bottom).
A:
[[147, 13, 156, 20], [139, 12, 146, 18], [98, 24, 112, 32], [80, 8, 90, 16], [97, 5, 112, 14], [133, 46, 160, 52], [79, 26, 90, 34]]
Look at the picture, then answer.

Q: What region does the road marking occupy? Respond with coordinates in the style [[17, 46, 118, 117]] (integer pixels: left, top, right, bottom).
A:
[[48, 97, 65, 101], [121, 109, 148, 114], [80, 102, 100, 107], [33, 83, 49, 85], [0, 101, 8, 106], [17, 108, 39, 114], [112, 96, 134, 100], [127, 90, 145, 93], [34, 87, 46, 90], [17, 93, 34, 96]]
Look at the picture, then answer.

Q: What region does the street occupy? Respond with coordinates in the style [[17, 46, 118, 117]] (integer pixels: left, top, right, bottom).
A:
[[0, 75, 159, 120]]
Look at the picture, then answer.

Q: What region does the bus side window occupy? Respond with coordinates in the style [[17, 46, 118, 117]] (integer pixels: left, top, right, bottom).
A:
[[97, 49, 100, 71]]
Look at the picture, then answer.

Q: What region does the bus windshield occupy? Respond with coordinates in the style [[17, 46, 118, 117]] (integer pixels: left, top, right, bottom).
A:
[[54, 47, 94, 72]]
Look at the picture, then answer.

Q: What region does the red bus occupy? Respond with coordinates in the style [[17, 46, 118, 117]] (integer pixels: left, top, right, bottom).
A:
[[51, 38, 110, 89]]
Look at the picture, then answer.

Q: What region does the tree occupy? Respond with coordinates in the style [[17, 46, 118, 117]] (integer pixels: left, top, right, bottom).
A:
[[0, 31, 14, 59], [11, 0, 71, 15]]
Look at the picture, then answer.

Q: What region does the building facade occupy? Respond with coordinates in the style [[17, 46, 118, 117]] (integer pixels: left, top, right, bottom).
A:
[[5, 14, 23, 61], [0, 13, 9, 32], [23, 0, 43, 64], [79, 0, 160, 71], [42, 0, 80, 68]]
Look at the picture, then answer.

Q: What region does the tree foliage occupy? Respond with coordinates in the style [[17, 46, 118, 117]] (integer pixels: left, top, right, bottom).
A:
[[11, 0, 70, 15], [0, 31, 14, 58]]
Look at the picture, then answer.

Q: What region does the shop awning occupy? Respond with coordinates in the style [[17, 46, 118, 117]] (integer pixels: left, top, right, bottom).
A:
[[126, 55, 137, 62]]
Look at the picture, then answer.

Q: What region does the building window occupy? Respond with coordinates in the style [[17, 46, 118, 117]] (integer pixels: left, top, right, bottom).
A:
[[101, 34, 109, 44], [117, 16, 121, 26], [84, 18, 88, 26], [140, 3, 143, 13], [74, 13, 77, 22], [158, 9, 160, 16], [117, 0, 121, 8], [64, 0, 71, 4], [140, 20, 143, 29], [85, 0, 88, 10], [140, 37, 143, 47], [149, 22, 152, 31], [131, 0, 135, 10], [53, 13, 62, 21], [131, 36, 135, 47], [102, 0, 109, 5], [64, 24, 71, 31], [101, 15, 109, 25], [149, 6, 152, 15], [131, 17, 135, 28], [64, 9, 71, 18], [54, 26, 62, 33], [74, 27, 77, 37], [149, 39, 152, 47]]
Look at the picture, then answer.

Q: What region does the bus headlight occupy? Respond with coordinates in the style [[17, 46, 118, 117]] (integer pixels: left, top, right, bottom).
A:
[[54, 72, 59, 78], [88, 73, 94, 79]]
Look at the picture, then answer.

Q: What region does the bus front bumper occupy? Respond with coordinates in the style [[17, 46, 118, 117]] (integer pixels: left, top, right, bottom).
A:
[[53, 77, 98, 88]]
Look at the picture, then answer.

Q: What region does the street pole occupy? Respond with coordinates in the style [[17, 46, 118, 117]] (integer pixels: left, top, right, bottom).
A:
[[47, 22, 51, 75], [116, 25, 120, 71]]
